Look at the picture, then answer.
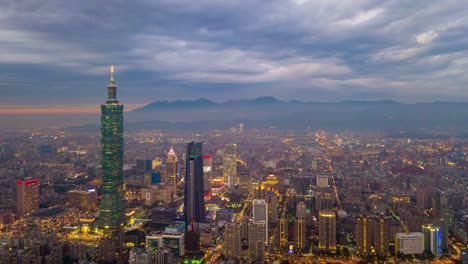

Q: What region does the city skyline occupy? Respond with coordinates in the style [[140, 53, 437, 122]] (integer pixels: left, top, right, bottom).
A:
[[0, 84, 466, 262], [0, 2, 467, 263], [1, 1, 468, 114]]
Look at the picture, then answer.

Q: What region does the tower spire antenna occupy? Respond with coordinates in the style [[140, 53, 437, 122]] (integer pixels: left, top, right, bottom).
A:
[[107, 65, 117, 100], [109, 65, 115, 85]]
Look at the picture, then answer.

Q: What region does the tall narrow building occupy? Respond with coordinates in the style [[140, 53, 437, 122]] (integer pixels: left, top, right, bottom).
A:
[[374, 215, 389, 256], [248, 221, 266, 263], [295, 218, 306, 251], [224, 222, 243, 260], [278, 217, 289, 248], [16, 179, 39, 217], [266, 191, 278, 224], [223, 144, 237, 187], [253, 199, 269, 245], [98, 66, 125, 232], [355, 214, 390, 256], [356, 215, 372, 256], [165, 148, 178, 184], [183, 142, 206, 227], [422, 224, 442, 256], [318, 210, 336, 253]]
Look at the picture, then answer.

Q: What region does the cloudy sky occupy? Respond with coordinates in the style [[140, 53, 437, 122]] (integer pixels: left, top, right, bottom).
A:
[[1, 0, 468, 113]]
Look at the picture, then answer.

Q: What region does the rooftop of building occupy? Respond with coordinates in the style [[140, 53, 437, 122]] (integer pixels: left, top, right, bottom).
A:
[[30, 207, 66, 218], [166, 221, 185, 230]]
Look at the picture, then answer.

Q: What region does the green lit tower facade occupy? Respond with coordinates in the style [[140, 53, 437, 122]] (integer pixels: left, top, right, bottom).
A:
[[98, 66, 125, 232]]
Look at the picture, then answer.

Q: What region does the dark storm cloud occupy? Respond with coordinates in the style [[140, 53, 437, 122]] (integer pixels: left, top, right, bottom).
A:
[[1, 0, 468, 109]]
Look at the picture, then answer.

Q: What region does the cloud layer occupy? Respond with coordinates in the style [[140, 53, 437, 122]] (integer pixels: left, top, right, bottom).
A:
[[1, 0, 468, 109]]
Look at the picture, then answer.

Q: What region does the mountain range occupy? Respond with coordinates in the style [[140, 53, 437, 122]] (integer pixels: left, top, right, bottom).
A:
[[123, 97, 468, 132]]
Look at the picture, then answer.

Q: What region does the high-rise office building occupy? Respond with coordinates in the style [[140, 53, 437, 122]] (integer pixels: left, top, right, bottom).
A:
[[395, 232, 424, 255], [422, 224, 442, 256], [165, 148, 178, 185], [248, 221, 265, 263], [315, 189, 334, 211], [318, 210, 336, 252], [136, 159, 153, 173], [356, 214, 389, 256], [184, 229, 201, 253], [356, 215, 372, 256], [223, 144, 237, 187], [253, 199, 268, 245], [374, 215, 389, 256], [98, 66, 125, 232], [416, 187, 436, 210], [278, 217, 288, 248], [266, 191, 278, 224], [224, 222, 243, 260], [435, 217, 449, 251], [16, 179, 39, 217], [183, 142, 206, 227], [295, 218, 306, 251]]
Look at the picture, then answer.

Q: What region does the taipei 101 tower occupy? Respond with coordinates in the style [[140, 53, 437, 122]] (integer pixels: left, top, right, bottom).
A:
[[98, 66, 125, 233]]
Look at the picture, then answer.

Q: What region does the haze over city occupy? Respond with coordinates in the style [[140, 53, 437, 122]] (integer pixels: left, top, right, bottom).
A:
[[0, 1, 467, 264]]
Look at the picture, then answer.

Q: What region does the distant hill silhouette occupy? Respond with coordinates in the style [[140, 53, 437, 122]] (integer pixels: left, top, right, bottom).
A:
[[126, 97, 468, 132]]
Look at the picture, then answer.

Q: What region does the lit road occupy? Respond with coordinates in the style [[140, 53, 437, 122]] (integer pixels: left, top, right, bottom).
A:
[[327, 159, 342, 209], [204, 185, 254, 263], [266, 252, 362, 263], [386, 205, 409, 233]]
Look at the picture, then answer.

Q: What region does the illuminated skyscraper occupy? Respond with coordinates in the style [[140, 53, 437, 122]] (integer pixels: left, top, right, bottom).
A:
[[223, 144, 237, 187], [356, 214, 389, 256], [224, 222, 243, 260], [248, 221, 265, 263], [356, 215, 372, 255], [422, 224, 442, 256], [16, 179, 39, 217], [183, 142, 206, 226], [374, 215, 389, 256], [165, 148, 178, 184], [278, 217, 288, 248], [315, 189, 334, 211], [295, 218, 306, 251], [253, 199, 268, 245], [98, 66, 125, 232], [318, 210, 336, 252], [395, 232, 424, 255]]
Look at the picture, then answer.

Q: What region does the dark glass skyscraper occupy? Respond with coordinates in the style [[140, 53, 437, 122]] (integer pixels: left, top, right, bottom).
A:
[[183, 142, 206, 227], [98, 66, 125, 232]]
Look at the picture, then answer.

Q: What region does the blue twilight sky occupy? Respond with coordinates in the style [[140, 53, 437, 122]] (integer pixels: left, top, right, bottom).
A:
[[1, 0, 468, 112]]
